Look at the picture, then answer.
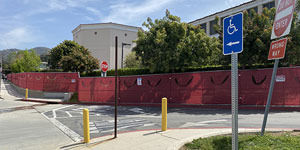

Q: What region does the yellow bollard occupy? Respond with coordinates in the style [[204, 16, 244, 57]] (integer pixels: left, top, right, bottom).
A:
[[25, 88, 28, 100], [162, 97, 167, 131], [83, 109, 90, 143]]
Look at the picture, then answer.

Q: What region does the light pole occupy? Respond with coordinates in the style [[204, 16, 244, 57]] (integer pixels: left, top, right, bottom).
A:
[[121, 42, 131, 68]]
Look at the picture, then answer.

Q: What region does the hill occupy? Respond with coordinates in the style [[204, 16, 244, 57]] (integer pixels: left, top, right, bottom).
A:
[[0, 47, 51, 61]]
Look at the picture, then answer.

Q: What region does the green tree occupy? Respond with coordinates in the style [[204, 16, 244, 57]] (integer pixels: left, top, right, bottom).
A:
[[284, 2, 300, 65], [133, 10, 221, 73], [124, 51, 142, 68], [58, 48, 99, 73], [50, 40, 99, 73], [11, 50, 41, 73], [49, 40, 81, 69]]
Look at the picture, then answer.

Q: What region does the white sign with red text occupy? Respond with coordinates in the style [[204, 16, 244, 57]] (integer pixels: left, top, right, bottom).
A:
[[271, 0, 296, 39]]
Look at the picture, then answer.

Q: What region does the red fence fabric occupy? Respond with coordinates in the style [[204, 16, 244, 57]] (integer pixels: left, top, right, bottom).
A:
[[120, 74, 171, 104], [76, 67, 300, 106], [7, 72, 78, 92], [78, 77, 115, 103], [6, 67, 300, 106]]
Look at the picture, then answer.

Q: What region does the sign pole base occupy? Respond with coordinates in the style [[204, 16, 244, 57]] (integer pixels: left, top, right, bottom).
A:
[[261, 59, 279, 136]]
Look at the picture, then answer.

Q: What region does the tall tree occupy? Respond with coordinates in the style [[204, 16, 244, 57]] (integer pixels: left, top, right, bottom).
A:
[[11, 50, 41, 73], [133, 10, 221, 73], [124, 51, 142, 68], [49, 40, 81, 69], [58, 48, 99, 73], [50, 40, 99, 73]]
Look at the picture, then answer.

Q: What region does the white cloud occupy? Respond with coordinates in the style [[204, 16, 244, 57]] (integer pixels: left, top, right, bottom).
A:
[[0, 27, 37, 49], [85, 7, 102, 20], [225, 0, 251, 8], [102, 0, 177, 24]]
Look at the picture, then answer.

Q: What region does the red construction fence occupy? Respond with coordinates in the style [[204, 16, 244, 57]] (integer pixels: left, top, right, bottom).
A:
[[7, 67, 300, 106], [7, 72, 79, 92]]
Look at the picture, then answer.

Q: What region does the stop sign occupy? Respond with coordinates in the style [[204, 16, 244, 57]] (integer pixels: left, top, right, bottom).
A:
[[271, 0, 296, 39], [101, 61, 108, 72]]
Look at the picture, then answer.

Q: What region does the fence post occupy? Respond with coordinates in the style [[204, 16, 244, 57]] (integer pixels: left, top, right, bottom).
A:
[[162, 97, 167, 131], [83, 109, 90, 143]]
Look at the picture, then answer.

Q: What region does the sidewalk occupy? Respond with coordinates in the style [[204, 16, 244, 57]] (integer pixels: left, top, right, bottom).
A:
[[0, 79, 74, 150], [3, 80, 64, 103], [59, 128, 293, 150]]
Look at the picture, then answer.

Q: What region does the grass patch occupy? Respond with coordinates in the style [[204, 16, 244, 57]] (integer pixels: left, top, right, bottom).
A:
[[67, 93, 78, 103], [182, 132, 300, 150]]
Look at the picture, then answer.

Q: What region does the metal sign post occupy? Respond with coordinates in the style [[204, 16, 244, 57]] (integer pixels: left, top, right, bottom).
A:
[[261, 0, 296, 136], [261, 59, 279, 136], [114, 36, 118, 138], [231, 53, 238, 150], [223, 12, 243, 150]]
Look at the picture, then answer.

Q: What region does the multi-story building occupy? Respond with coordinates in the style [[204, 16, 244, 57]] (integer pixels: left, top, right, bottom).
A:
[[189, 0, 277, 37], [72, 22, 140, 69]]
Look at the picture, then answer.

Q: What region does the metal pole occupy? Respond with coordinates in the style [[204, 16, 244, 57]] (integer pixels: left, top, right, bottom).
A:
[[121, 43, 124, 68], [114, 36, 118, 138], [261, 59, 279, 136], [0, 54, 2, 92], [231, 53, 238, 150]]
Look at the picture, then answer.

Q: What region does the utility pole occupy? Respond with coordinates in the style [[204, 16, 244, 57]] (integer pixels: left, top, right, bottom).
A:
[[0, 54, 2, 92]]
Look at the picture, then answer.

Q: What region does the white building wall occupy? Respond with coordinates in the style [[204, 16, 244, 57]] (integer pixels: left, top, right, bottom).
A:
[[72, 23, 139, 70]]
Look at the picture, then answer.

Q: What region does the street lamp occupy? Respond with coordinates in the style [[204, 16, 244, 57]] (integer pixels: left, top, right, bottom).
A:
[[121, 42, 131, 68]]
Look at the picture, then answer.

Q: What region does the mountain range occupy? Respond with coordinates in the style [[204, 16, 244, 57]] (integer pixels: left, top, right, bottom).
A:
[[0, 47, 51, 61]]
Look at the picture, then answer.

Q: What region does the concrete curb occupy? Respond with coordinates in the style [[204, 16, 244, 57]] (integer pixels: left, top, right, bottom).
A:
[[167, 128, 294, 150]]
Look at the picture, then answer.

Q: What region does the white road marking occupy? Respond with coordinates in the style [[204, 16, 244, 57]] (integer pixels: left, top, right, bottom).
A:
[[52, 110, 56, 119], [41, 113, 82, 142], [129, 107, 144, 113], [65, 111, 72, 117], [52, 105, 74, 119], [124, 115, 160, 118], [180, 119, 227, 128]]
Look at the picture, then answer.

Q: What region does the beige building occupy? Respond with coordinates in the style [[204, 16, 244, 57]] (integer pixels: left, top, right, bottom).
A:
[[72, 23, 140, 69], [190, 0, 277, 37]]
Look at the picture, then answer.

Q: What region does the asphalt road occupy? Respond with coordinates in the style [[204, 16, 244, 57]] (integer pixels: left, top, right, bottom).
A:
[[42, 104, 300, 140]]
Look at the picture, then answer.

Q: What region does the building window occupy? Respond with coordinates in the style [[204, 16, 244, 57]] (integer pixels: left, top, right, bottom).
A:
[[94, 32, 97, 35], [210, 20, 217, 35], [200, 23, 206, 33], [263, 1, 275, 9]]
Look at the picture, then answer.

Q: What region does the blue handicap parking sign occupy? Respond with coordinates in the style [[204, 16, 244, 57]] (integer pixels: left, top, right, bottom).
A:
[[223, 13, 243, 55]]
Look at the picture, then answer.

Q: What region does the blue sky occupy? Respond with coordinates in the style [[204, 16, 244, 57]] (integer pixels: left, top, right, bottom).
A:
[[0, 0, 250, 50]]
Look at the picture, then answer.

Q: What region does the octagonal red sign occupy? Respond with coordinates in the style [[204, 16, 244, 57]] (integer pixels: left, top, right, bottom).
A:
[[271, 0, 296, 39], [101, 61, 108, 72]]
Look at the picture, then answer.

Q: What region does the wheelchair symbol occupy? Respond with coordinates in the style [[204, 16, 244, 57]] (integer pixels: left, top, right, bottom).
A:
[[227, 17, 238, 35]]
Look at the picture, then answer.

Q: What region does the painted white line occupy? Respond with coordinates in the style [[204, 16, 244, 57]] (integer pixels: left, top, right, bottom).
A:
[[199, 119, 227, 124], [52, 105, 74, 119], [65, 111, 73, 117], [125, 115, 160, 118], [180, 119, 227, 128], [90, 130, 100, 133], [41, 113, 82, 142], [129, 107, 144, 113], [52, 110, 57, 119]]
